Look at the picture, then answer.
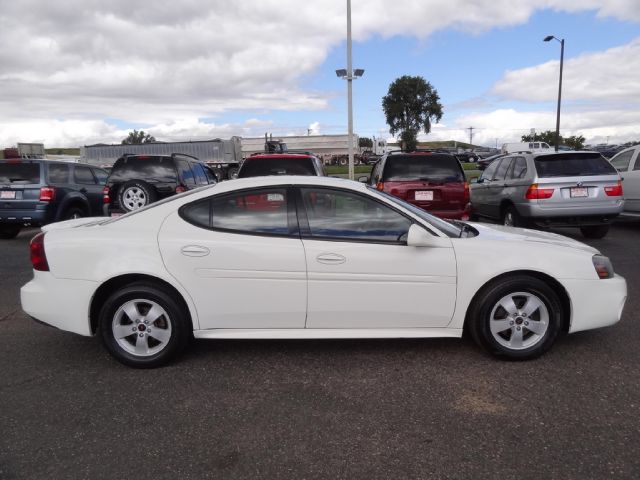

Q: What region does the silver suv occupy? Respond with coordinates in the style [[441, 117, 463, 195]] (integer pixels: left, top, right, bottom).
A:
[[470, 151, 623, 238]]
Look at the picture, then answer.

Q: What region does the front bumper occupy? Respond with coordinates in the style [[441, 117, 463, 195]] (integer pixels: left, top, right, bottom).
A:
[[563, 274, 627, 333], [21, 271, 98, 336]]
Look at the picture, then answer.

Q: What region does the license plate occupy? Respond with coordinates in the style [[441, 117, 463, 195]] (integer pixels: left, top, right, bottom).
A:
[[415, 190, 434, 201], [570, 187, 588, 198], [267, 193, 284, 202], [0, 191, 16, 199]]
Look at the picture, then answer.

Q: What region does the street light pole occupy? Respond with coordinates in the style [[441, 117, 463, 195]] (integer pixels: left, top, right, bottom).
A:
[[346, 0, 354, 180], [544, 35, 564, 152]]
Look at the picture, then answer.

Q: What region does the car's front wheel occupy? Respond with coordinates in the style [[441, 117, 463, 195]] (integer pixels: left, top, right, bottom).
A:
[[99, 283, 191, 368], [468, 275, 563, 360]]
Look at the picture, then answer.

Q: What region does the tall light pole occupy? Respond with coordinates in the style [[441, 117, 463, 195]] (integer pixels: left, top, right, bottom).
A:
[[544, 35, 564, 152], [336, 0, 364, 180]]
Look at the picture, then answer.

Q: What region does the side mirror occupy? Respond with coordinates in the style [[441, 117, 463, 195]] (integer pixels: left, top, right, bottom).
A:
[[406, 224, 451, 248], [470, 177, 479, 184], [358, 176, 369, 183]]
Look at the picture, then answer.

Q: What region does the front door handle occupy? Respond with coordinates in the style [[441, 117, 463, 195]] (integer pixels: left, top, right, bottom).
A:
[[181, 245, 210, 257], [316, 253, 346, 265]]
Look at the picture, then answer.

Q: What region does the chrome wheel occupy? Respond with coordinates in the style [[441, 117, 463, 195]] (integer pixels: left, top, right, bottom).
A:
[[489, 291, 549, 351], [503, 211, 515, 226], [122, 187, 148, 210], [111, 299, 172, 357]]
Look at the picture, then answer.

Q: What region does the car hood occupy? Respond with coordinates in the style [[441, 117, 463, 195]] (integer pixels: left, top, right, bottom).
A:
[[468, 222, 599, 254]]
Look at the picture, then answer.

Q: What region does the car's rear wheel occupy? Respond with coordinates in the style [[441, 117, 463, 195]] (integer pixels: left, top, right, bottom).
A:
[[468, 275, 562, 360], [502, 205, 522, 227], [99, 283, 191, 368], [64, 206, 85, 220], [0, 224, 21, 239], [119, 181, 157, 212], [580, 225, 610, 239]]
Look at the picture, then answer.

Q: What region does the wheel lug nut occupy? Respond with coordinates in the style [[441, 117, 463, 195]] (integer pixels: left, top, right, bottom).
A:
[[144, 320, 149, 325], [509, 321, 514, 325], [516, 326, 521, 331], [132, 327, 137, 331], [524, 321, 529, 326], [139, 333, 144, 337]]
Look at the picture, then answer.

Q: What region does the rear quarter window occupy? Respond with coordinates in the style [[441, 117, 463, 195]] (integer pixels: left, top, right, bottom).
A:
[[0, 162, 41, 184], [534, 154, 617, 177], [382, 154, 464, 182], [48, 163, 70, 183]]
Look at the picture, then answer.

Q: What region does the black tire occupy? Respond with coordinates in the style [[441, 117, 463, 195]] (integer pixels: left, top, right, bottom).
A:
[[99, 282, 191, 368], [118, 180, 157, 212], [468, 275, 563, 360], [580, 225, 610, 239], [0, 224, 21, 239], [338, 157, 348, 166], [63, 206, 85, 220], [501, 205, 525, 228]]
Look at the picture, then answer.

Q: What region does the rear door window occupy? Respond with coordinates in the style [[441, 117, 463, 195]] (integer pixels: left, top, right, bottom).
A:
[[494, 157, 513, 180], [176, 160, 196, 187], [74, 165, 97, 184], [382, 154, 464, 182], [508, 157, 527, 179], [190, 163, 209, 185], [610, 150, 634, 172], [48, 164, 70, 184], [534, 153, 617, 177], [0, 162, 41, 184], [238, 157, 317, 177]]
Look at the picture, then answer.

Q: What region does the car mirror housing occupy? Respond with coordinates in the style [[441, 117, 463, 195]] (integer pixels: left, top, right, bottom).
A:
[[406, 224, 450, 247], [357, 176, 369, 183]]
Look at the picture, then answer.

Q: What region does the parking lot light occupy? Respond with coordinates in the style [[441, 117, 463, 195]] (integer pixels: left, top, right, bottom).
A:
[[544, 35, 565, 152]]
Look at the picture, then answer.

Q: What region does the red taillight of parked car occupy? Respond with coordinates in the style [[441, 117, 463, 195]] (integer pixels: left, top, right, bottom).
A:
[[175, 185, 186, 194], [463, 181, 470, 204], [376, 182, 384, 191], [39, 186, 56, 202], [525, 184, 554, 200], [30, 232, 49, 271], [102, 186, 110, 204], [604, 180, 623, 197]]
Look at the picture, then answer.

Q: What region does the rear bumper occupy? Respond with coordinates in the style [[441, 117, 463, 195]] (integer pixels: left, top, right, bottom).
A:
[[408, 202, 471, 220], [21, 271, 98, 336], [563, 274, 627, 333], [0, 207, 49, 226], [517, 202, 622, 226]]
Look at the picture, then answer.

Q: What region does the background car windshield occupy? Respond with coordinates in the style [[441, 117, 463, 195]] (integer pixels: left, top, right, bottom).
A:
[[109, 156, 176, 182], [238, 157, 316, 177], [383, 154, 464, 182], [534, 153, 617, 177], [0, 162, 40, 184], [370, 187, 462, 238]]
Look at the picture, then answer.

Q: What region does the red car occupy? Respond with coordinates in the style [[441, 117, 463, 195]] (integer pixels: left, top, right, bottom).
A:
[[369, 152, 471, 220]]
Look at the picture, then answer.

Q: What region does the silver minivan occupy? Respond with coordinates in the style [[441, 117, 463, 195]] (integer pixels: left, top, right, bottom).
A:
[[609, 145, 640, 216], [470, 151, 624, 238]]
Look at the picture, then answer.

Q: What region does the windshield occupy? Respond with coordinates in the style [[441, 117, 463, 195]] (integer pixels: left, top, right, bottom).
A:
[[534, 153, 617, 177], [383, 154, 464, 182], [239, 157, 316, 177], [369, 187, 462, 238]]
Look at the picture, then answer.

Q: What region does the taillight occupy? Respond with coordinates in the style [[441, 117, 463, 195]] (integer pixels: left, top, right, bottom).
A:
[[175, 185, 186, 194], [463, 181, 470, 203], [30, 232, 49, 271], [39, 186, 56, 202], [376, 182, 384, 191], [102, 186, 110, 204], [525, 184, 554, 200], [604, 180, 623, 197]]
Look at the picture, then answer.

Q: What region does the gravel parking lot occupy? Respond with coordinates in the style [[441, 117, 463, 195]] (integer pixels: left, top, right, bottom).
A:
[[1, 223, 639, 479]]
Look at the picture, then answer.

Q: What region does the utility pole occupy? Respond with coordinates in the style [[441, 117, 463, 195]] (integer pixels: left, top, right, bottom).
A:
[[467, 127, 474, 146]]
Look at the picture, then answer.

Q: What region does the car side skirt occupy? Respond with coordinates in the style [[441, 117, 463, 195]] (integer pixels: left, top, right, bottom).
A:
[[193, 328, 463, 340]]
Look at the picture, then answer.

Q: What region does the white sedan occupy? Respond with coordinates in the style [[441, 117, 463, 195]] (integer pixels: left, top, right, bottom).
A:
[[21, 176, 627, 368]]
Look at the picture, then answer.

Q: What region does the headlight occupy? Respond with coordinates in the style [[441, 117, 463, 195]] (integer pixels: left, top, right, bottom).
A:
[[592, 254, 614, 279]]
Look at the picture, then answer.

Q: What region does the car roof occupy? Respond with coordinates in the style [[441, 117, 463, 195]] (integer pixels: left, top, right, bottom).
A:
[[246, 154, 316, 160], [212, 175, 367, 194]]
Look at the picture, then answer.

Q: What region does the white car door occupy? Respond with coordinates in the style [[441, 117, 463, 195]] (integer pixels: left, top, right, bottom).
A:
[[158, 187, 307, 330], [297, 187, 457, 329]]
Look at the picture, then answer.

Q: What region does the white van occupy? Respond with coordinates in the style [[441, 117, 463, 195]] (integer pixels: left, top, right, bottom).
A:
[[501, 142, 551, 154]]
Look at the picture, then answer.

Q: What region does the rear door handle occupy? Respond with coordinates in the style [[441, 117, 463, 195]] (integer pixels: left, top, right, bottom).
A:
[[181, 245, 210, 257], [316, 253, 346, 265]]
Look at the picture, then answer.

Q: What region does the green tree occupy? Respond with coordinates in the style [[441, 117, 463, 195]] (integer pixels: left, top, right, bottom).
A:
[[521, 130, 559, 145], [564, 135, 585, 150], [122, 130, 156, 145], [382, 75, 443, 152], [358, 137, 373, 149]]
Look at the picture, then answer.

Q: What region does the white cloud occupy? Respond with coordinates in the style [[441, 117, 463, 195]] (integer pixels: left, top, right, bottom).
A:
[[492, 38, 640, 103]]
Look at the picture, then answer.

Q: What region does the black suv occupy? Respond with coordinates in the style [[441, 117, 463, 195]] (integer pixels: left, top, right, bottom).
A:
[[0, 160, 109, 239], [104, 154, 217, 215]]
